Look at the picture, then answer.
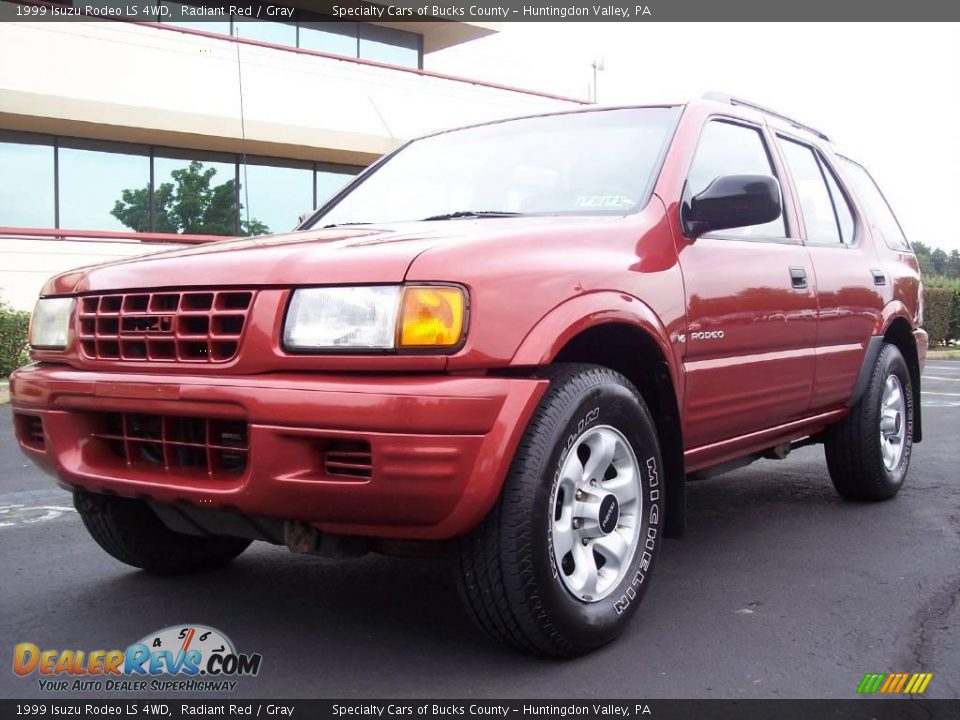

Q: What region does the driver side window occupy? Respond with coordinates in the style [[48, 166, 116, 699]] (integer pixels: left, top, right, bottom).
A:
[[686, 120, 786, 239]]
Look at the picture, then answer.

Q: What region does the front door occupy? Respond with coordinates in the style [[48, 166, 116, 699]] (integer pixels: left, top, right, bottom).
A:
[[676, 119, 819, 449]]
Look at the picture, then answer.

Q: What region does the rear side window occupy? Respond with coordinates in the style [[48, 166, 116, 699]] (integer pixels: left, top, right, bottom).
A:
[[839, 158, 911, 251], [779, 138, 855, 245], [686, 120, 786, 239]]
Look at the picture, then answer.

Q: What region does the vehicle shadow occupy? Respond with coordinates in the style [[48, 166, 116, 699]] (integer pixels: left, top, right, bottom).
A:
[[54, 449, 896, 696]]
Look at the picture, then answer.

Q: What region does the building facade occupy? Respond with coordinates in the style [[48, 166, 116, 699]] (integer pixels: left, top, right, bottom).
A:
[[0, 1, 583, 309]]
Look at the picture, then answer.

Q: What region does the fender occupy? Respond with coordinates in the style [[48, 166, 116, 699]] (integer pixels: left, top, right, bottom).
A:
[[509, 290, 686, 538], [509, 290, 681, 390], [850, 303, 923, 441]]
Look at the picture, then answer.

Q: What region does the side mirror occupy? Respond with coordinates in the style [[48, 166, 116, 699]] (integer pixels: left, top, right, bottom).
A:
[[681, 174, 781, 238]]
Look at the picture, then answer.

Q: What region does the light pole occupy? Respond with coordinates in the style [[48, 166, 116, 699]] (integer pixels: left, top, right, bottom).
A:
[[591, 58, 605, 103]]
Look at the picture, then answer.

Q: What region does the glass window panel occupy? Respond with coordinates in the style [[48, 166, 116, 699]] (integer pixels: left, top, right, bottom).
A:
[[820, 157, 855, 244], [160, 1, 231, 34], [59, 142, 149, 231], [0, 136, 55, 227], [840, 159, 910, 251], [240, 161, 313, 235], [298, 18, 357, 56], [358, 24, 420, 67], [686, 120, 786, 238], [154, 152, 237, 236], [316, 167, 360, 207], [779, 138, 841, 244], [233, 19, 296, 46]]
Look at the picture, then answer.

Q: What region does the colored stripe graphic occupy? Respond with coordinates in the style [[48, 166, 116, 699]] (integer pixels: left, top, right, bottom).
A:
[[857, 673, 886, 693], [857, 672, 932, 694]]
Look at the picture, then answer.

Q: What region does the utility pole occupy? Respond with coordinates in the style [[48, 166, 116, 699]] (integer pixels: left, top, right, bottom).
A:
[[591, 57, 605, 103]]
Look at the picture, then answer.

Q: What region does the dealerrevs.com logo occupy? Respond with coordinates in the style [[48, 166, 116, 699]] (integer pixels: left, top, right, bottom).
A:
[[13, 624, 262, 693]]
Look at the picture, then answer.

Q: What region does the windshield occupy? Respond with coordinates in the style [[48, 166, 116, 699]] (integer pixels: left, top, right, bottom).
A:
[[308, 107, 680, 227]]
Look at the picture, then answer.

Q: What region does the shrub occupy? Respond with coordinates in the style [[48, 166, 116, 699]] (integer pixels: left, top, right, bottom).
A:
[[923, 286, 954, 347], [0, 303, 31, 378]]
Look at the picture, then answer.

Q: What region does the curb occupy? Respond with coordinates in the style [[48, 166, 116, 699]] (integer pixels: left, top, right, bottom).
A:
[[927, 350, 960, 360], [0, 380, 8, 405]]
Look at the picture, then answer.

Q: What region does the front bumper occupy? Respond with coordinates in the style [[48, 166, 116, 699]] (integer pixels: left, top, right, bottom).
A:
[[10, 363, 547, 540]]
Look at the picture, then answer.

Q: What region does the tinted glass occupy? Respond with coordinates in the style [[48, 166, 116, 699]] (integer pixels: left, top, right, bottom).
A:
[[241, 161, 313, 235], [840, 159, 910, 251], [298, 19, 357, 55], [0, 138, 55, 227], [313, 108, 680, 227], [686, 120, 785, 238], [153, 153, 238, 236], [821, 158, 855, 244], [233, 19, 296, 46], [358, 24, 419, 67], [59, 142, 149, 231], [779, 138, 841, 244]]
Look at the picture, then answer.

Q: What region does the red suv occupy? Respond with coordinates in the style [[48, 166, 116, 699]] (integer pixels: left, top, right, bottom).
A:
[[12, 95, 927, 657]]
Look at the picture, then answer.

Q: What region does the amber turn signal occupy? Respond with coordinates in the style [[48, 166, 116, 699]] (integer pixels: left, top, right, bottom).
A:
[[398, 286, 466, 348]]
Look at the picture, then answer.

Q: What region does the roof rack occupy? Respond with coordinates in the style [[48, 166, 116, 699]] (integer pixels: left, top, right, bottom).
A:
[[702, 92, 831, 142]]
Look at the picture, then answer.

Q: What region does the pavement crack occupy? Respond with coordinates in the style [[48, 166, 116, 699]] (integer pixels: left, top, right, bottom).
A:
[[909, 576, 960, 673]]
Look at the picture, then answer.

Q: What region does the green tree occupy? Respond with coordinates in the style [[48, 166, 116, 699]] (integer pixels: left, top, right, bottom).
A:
[[947, 249, 960, 280], [912, 241, 936, 276], [931, 248, 948, 275], [111, 160, 269, 237]]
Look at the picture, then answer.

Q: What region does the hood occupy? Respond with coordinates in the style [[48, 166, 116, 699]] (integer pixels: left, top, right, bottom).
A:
[[43, 225, 433, 295], [42, 217, 614, 295]]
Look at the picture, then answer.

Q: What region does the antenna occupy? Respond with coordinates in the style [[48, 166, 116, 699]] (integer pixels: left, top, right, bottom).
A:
[[235, 39, 251, 235]]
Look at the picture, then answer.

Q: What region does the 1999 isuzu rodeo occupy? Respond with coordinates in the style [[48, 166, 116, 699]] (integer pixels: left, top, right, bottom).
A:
[[11, 95, 927, 657]]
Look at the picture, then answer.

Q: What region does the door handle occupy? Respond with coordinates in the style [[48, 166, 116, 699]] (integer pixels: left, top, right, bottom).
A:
[[789, 267, 808, 290], [871, 268, 887, 286]]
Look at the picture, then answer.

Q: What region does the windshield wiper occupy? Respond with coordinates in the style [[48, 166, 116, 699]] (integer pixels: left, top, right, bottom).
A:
[[321, 221, 373, 229], [420, 210, 524, 221]]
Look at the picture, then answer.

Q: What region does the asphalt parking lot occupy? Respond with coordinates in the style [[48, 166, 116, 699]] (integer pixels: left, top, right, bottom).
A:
[[1, 361, 958, 700]]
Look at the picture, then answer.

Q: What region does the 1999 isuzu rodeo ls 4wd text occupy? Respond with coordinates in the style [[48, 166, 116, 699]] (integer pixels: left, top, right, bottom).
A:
[[11, 95, 927, 657]]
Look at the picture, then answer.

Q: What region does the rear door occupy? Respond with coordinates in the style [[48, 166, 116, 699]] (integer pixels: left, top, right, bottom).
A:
[[774, 136, 884, 412], [676, 118, 818, 449]]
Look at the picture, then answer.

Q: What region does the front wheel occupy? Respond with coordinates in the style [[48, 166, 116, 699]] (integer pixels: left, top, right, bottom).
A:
[[75, 491, 251, 574], [825, 343, 915, 501], [456, 364, 664, 657]]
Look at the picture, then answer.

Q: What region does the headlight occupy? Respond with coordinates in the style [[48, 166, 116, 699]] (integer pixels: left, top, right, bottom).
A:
[[30, 297, 75, 350], [283, 285, 466, 351]]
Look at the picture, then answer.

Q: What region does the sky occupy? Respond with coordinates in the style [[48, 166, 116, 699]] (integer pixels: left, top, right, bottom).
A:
[[429, 22, 960, 253]]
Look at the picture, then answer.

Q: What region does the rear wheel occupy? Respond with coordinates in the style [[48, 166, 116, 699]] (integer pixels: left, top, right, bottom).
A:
[[74, 490, 250, 574], [456, 364, 664, 657], [825, 343, 915, 500]]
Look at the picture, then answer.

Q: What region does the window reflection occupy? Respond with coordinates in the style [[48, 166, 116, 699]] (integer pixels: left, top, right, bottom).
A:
[[59, 141, 149, 231], [0, 132, 364, 236], [298, 18, 357, 56], [241, 160, 313, 235], [153, 152, 238, 236], [0, 136, 54, 227], [316, 167, 358, 206], [358, 24, 420, 68]]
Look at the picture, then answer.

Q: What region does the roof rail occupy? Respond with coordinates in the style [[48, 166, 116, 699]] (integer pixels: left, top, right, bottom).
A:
[[702, 92, 831, 142]]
